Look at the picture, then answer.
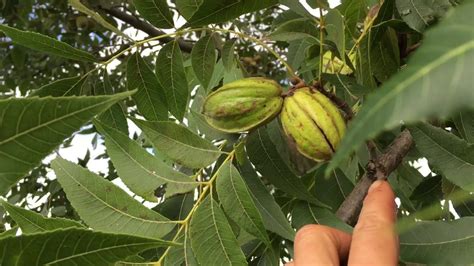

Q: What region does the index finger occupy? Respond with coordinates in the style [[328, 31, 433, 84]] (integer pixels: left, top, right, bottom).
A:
[[348, 180, 399, 265]]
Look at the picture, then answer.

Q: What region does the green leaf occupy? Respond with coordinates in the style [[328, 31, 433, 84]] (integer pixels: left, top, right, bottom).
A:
[[278, 0, 314, 18], [409, 123, 474, 191], [10, 46, 26, 70], [94, 119, 198, 202], [453, 110, 474, 143], [216, 161, 270, 245], [132, 119, 222, 168], [223, 63, 245, 86], [327, 3, 474, 175], [185, 0, 278, 27], [96, 102, 129, 134], [322, 73, 371, 98], [292, 201, 352, 233], [133, 0, 174, 29], [29, 76, 82, 97], [0, 91, 134, 195], [236, 154, 295, 241], [153, 193, 194, 221], [393, 163, 424, 212], [0, 228, 174, 265], [1, 200, 83, 234], [325, 9, 346, 64], [336, 0, 367, 39], [442, 178, 474, 217], [190, 197, 247, 266], [51, 157, 176, 239], [354, 40, 376, 88], [175, 0, 202, 19], [184, 229, 199, 266], [95, 71, 129, 135], [409, 175, 443, 216], [164, 232, 186, 266], [222, 39, 237, 71], [0, 227, 18, 239], [306, 0, 329, 9], [269, 18, 319, 42], [0, 24, 96, 62], [272, 10, 306, 28], [188, 109, 234, 141], [247, 128, 327, 207], [206, 59, 226, 91], [68, 0, 130, 40], [287, 37, 318, 71], [191, 34, 216, 89], [63, 75, 92, 96], [156, 41, 189, 121], [187, 82, 235, 140], [308, 166, 354, 210], [370, 29, 400, 82], [355, 28, 400, 88], [164, 224, 198, 266], [399, 217, 474, 264], [127, 52, 168, 121], [252, 238, 280, 266], [369, 0, 395, 46], [396, 0, 452, 32]]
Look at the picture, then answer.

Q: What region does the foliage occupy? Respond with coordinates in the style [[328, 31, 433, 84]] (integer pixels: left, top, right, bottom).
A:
[[0, 0, 473, 264]]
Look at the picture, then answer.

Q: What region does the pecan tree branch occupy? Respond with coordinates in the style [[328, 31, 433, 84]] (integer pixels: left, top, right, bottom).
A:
[[366, 140, 378, 161], [98, 6, 193, 53], [404, 43, 421, 57], [336, 129, 414, 226]]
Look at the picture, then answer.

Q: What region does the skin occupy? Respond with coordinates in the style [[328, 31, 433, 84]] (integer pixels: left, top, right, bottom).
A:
[[287, 180, 399, 266]]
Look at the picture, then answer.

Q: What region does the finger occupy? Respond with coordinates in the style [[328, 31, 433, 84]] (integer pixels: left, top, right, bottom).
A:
[[294, 224, 351, 265], [348, 180, 399, 265], [285, 262, 294, 266]]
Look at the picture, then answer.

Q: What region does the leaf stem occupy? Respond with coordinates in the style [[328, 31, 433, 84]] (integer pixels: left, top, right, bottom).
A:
[[318, 7, 325, 82], [155, 146, 236, 265], [346, 12, 378, 59], [208, 28, 298, 79], [77, 27, 297, 96]]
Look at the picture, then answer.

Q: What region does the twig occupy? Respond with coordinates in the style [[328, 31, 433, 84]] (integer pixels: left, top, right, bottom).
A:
[[336, 129, 414, 226], [156, 145, 235, 264], [404, 43, 421, 58], [98, 6, 193, 53], [318, 7, 325, 82], [366, 140, 378, 161]]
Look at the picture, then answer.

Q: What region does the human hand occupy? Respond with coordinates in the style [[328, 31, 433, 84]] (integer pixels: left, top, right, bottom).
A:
[[287, 180, 398, 265]]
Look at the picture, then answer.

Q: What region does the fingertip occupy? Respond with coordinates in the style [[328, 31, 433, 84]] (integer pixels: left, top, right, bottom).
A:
[[365, 180, 396, 219], [368, 179, 384, 193], [349, 180, 399, 265], [294, 224, 320, 241], [368, 180, 394, 197]]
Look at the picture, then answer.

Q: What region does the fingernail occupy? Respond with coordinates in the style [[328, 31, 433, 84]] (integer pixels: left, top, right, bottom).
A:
[[368, 180, 384, 194]]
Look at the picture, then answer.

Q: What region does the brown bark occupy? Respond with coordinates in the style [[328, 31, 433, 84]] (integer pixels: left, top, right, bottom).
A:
[[336, 129, 414, 226], [98, 6, 194, 53]]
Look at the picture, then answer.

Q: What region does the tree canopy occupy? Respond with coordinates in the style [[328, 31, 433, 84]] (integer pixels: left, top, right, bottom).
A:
[[0, 0, 473, 264]]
